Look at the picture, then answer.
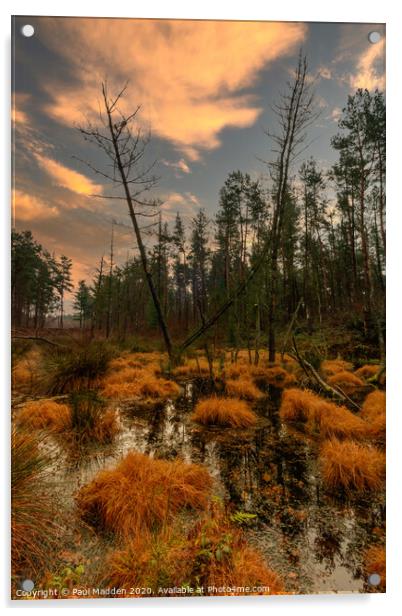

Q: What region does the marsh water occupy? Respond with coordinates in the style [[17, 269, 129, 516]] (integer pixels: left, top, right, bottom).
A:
[[52, 380, 384, 595]]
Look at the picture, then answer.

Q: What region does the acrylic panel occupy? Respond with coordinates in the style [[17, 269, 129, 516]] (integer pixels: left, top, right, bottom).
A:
[[11, 16, 386, 600]]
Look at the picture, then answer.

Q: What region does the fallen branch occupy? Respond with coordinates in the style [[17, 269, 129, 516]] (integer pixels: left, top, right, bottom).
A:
[[290, 336, 361, 412], [11, 334, 66, 348]]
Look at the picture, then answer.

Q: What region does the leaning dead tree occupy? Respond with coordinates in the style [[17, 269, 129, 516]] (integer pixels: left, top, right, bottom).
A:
[[78, 62, 316, 362], [77, 82, 174, 360]]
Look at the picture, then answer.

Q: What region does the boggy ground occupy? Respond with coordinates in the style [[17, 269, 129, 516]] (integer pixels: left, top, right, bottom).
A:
[[11, 345, 385, 598]]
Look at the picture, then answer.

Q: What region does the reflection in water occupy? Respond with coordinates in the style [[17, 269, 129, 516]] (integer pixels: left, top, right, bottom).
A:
[[48, 380, 384, 594]]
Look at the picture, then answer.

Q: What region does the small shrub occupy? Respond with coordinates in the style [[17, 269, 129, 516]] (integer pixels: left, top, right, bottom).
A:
[[75, 452, 212, 537], [192, 396, 257, 428], [319, 438, 385, 493]]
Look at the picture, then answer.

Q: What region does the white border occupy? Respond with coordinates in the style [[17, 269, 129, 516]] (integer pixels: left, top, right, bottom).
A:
[[2, 1, 401, 614]]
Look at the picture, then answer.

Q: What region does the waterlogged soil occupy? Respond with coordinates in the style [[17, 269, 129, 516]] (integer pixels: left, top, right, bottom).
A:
[[42, 380, 384, 595]]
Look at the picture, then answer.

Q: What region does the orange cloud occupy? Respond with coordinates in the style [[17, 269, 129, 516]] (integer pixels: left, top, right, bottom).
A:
[[161, 158, 191, 175], [350, 39, 385, 91], [12, 93, 31, 126], [40, 19, 307, 159], [12, 189, 59, 223], [34, 153, 103, 196]]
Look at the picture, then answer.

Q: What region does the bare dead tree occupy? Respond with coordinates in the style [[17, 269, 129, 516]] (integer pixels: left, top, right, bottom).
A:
[[77, 82, 174, 360], [264, 53, 318, 361], [178, 54, 317, 358], [77, 68, 315, 362]]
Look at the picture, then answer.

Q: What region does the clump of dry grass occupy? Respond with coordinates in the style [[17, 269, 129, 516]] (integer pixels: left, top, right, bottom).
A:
[[252, 365, 296, 388], [223, 363, 252, 380], [109, 351, 165, 374], [327, 371, 365, 393], [172, 357, 217, 379], [355, 364, 381, 380], [105, 526, 190, 593], [192, 396, 257, 428], [105, 504, 284, 596], [102, 365, 180, 401], [16, 399, 70, 433], [316, 404, 368, 440], [69, 391, 119, 444], [12, 428, 61, 579], [280, 388, 368, 440], [361, 390, 386, 443], [16, 394, 119, 444], [364, 545, 386, 591], [361, 390, 386, 421], [12, 348, 43, 393], [225, 378, 263, 400], [319, 438, 385, 493], [321, 359, 354, 377], [76, 452, 212, 537], [186, 504, 284, 595], [44, 342, 113, 394], [279, 388, 322, 423]]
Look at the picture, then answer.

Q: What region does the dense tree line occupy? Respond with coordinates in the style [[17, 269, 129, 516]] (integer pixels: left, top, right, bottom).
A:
[[12, 87, 385, 359], [11, 230, 72, 328], [73, 88, 384, 350]]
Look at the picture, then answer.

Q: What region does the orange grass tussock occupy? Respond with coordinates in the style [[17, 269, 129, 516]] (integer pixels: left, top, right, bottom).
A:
[[327, 371, 365, 392], [361, 390, 386, 421], [105, 504, 284, 596], [225, 377, 263, 400], [172, 357, 216, 378], [252, 365, 296, 388], [75, 452, 212, 537], [321, 359, 354, 377], [361, 390, 386, 443], [16, 399, 70, 433], [279, 388, 368, 440], [102, 367, 180, 401], [319, 438, 385, 492], [279, 388, 321, 423], [16, 397, 119, 443], [364, 545, 386, 592], [355, 364, 381, 380], [109, 352, 165, 374], [186, 504, 284, 595], [192, 396, 257, 428], [12, 349, 42, 392]]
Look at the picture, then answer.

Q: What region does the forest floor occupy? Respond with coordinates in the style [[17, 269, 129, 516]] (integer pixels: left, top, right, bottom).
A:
[[10, 336, 386, 599]]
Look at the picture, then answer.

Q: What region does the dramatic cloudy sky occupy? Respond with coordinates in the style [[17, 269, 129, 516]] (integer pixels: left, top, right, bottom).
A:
[[12, 16, 385, 299]]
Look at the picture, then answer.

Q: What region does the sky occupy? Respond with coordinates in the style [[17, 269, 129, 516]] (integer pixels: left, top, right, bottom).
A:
[[12, 17, 385, 305]]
